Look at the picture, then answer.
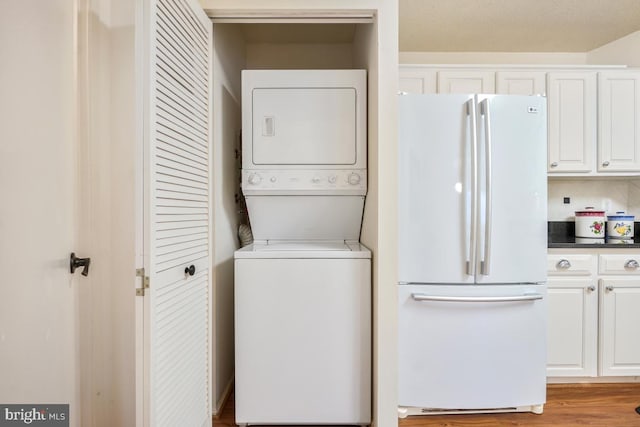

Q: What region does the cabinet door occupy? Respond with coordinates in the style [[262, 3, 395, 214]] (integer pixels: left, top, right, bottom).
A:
[[496, 71, 546, 95], [547, 72, 597, 173], [399, 67, 436, 94], [598, 71, 640, 172], [437, 70, 495, 94], [599, 279, 640, 376], [547, 279, 598, 377]]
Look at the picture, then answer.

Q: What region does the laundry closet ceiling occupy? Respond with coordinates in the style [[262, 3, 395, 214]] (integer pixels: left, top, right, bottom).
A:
[[400, 0, 640, 52]]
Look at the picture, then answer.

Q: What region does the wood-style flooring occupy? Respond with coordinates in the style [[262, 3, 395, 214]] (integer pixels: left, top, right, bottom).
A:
[[213, 383, 640, 426]]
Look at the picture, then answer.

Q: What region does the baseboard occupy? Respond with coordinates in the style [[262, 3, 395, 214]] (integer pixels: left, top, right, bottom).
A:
[[212, 376, 234, 419], [547, 376, 640, 384]]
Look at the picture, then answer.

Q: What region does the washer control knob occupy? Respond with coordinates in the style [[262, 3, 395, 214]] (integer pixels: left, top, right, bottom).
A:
[[248, 173, 262, 185], [312, 176, 321, 184], [348, 173, 361, 186], [270, 176, 277, 183], [328, 175, 337, 184]]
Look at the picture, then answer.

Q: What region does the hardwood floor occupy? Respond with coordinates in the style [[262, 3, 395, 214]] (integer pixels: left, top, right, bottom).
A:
[[213, 383, 640, 426]]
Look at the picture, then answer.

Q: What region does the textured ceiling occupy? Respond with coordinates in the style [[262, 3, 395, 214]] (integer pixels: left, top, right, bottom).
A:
[[399, 0, 640, 52]]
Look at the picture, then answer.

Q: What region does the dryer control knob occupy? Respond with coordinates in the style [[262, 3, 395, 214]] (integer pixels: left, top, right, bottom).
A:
[[248, 173, 262, 185], [328, 175, 337, 184], [312, 176, 321, 184], [348, 173, 361, 185]]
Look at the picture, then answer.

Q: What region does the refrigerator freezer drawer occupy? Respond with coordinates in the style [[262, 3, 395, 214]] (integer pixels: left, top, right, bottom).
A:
[[398, 283, 547, 410]]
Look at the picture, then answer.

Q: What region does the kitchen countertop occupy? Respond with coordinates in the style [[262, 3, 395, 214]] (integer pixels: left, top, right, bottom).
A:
[[548, 221, 640, 249]]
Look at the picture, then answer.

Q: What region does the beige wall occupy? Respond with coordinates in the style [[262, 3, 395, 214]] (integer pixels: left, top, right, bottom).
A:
[[211, 22, 246, 414], [588, 30, 640, 67]]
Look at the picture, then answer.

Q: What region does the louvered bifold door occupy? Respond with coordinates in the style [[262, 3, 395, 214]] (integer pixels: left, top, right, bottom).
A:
[[143, 0, 212, 426]]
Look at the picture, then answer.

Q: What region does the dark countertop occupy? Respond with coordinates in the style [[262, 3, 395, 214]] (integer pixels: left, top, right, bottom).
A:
[[548, 221, 640, 249]]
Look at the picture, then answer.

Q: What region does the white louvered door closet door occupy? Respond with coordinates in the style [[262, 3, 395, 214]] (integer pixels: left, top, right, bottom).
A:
[[143, 0, 212, 426]]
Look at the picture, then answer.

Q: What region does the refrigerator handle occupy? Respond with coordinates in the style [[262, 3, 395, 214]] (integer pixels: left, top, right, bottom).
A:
[[467, 99, 478, 277], [480, 99, 492, 276], [411, 293, 543, 303]]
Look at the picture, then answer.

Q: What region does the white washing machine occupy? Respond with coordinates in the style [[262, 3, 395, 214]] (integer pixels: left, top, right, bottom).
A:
[[235, 241, 371, 425], [234, 70, 371, 426]]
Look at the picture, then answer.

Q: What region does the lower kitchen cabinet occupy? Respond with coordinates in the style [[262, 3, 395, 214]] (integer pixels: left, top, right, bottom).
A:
[[547, 278, 598, 377], [547, 251, 640, 379], [600, 278, 640, 376]]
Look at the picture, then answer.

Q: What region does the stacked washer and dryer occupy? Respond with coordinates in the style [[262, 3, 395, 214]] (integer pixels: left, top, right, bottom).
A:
[[234, 70, 371, 426]]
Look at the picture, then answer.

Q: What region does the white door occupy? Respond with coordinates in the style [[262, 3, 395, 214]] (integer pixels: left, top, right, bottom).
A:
[[398, 94, 476, 284], [598, 71, 640, 172], [0, 0, 79, 423], [546, 72, 597, 173], [398, 284, 547, 409], [475, 96, 547, 284], [142, 0, 212, 425], [546, 279, 598, 377], [599, 279, 640, 376], [495, 71, 546, 95], [437, 70, 495, 94]]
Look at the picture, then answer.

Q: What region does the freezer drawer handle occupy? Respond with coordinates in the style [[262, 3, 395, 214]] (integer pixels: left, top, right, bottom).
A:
[[411, 293, 543, 303]]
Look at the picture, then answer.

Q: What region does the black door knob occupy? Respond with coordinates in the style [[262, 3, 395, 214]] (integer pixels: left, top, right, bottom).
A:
[[184, 264, 196, 276], [70, 253, 91, 277]]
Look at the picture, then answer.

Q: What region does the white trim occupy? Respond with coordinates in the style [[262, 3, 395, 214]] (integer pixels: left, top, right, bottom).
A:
[[547, 376, 640, 384], [401, 63, 628, 70], [206, 9, 375, 23]]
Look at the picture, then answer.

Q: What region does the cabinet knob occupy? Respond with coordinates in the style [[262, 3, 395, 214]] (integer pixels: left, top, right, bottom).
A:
[[606, 285, 614, 292], [602, 161, 610, 167], [550, 162, 558, 168], [557, 259, 571, 269], [586, 285, 596, 292], [625, 259, 639, 269]]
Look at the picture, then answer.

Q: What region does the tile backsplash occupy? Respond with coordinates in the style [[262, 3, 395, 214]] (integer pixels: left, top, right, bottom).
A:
[[548, 178, 640, 220]]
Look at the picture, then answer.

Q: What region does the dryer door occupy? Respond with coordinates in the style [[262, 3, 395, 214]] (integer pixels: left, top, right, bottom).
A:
[[252, 87, 358, 165]]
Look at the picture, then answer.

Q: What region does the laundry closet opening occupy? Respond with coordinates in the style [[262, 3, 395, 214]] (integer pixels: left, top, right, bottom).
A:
[[210, 20, 378, 415]]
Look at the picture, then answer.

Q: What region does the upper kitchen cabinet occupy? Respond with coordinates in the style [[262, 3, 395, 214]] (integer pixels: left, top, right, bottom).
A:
[[547, 72, 597, 174], [495, 71, 546, 95], [437, 70, 495, 94], [399, 67, 436, 94], [598, 71, 640, 173]]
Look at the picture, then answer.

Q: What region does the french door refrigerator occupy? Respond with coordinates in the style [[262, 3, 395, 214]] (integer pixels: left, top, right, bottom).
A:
[[398, 94, 548, 417]]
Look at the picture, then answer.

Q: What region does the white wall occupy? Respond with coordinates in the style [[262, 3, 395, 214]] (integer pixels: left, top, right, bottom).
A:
[[0, 0, 79, 423], [211, 23, 246, 414], [76, 0, 137, 425], [588, 31, 640, 67], [548, 179, 640, 221]]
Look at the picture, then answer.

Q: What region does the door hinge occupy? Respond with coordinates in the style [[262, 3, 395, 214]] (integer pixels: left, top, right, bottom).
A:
[[136, 268, 150, 296]]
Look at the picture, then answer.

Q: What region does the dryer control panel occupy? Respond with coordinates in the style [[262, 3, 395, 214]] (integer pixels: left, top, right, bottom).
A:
[[242, 169, 367, 196]]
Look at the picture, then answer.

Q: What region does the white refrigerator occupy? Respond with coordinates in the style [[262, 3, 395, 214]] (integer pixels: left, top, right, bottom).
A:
[[397, 94, 548, 417]]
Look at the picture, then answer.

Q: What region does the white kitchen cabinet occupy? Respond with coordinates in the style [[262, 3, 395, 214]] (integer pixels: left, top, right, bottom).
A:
[[399, 67, 436, 94], [437, 70, 495, 94], [547, 254, 598, 377], [598, 71, 640, 173], [547, 250, 640, 380], [599, 279, 640, 376], [547, 278, 598, 377], [546, 72, 597, 173], [496, 71, 546, 95]]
